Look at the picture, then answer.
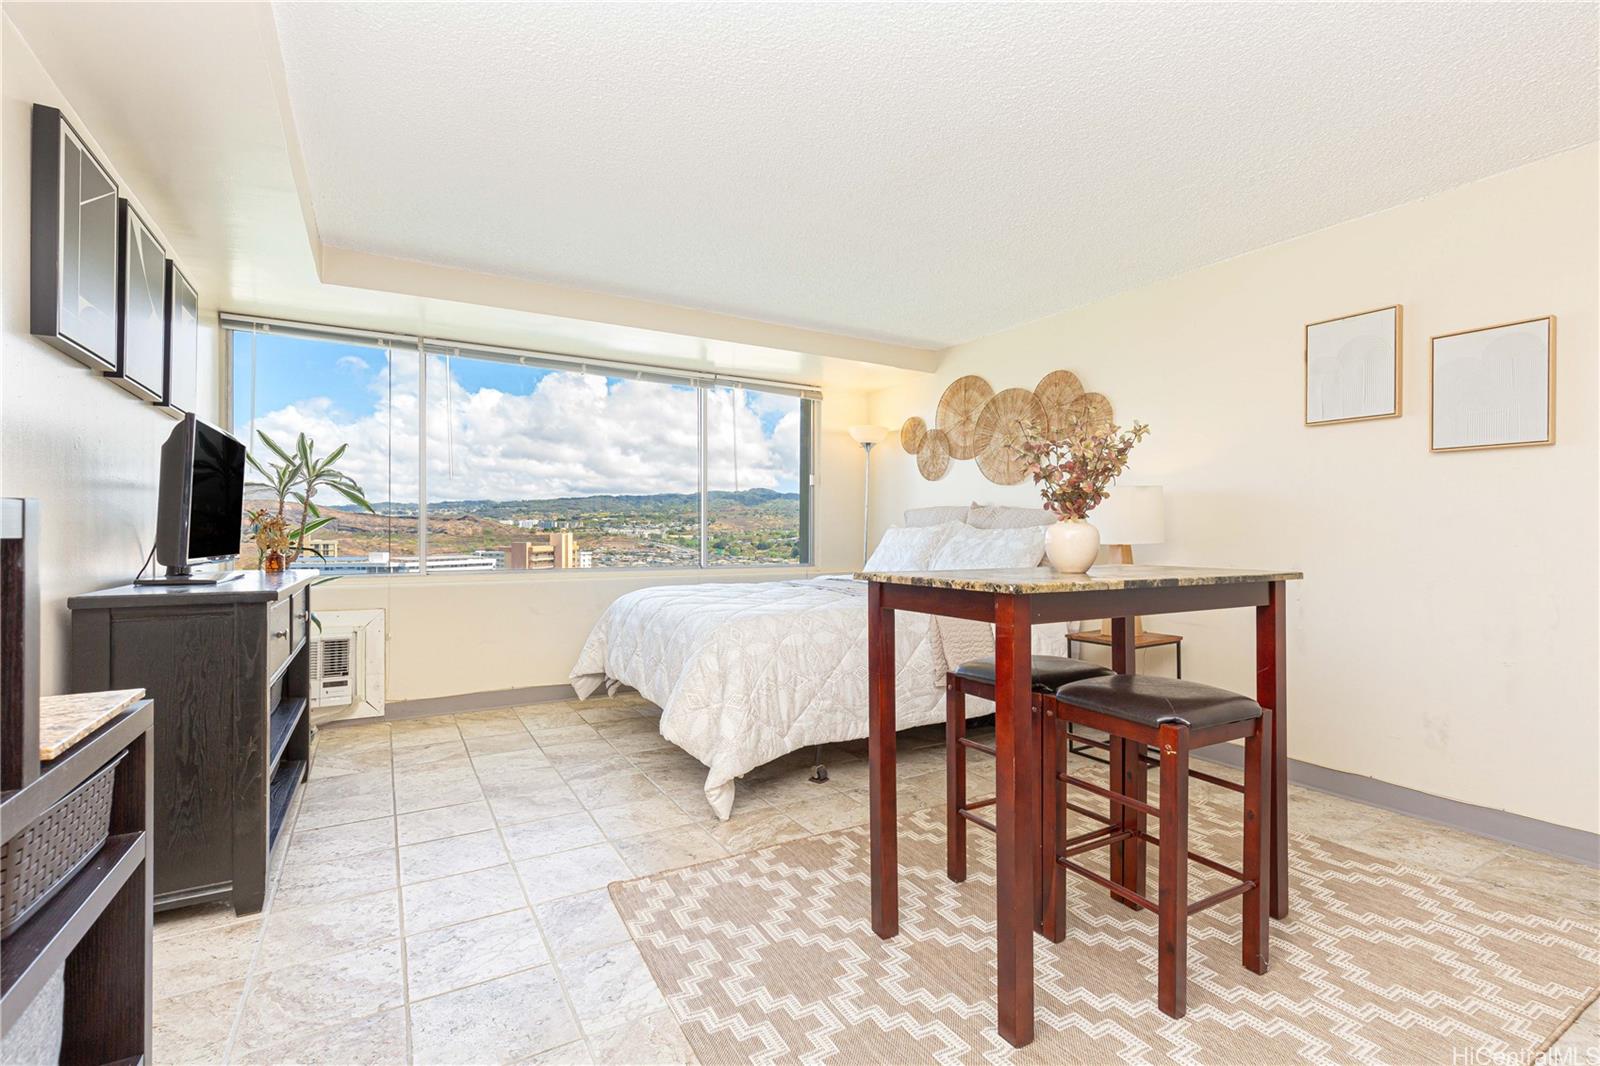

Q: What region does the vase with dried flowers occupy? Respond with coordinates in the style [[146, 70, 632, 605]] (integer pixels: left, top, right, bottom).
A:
[[244, 431, 376, 575], [1016, 418, 1150, 572]]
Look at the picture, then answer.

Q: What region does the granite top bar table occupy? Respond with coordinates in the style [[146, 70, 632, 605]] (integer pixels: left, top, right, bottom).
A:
[[854, 563, 1302, 1047]]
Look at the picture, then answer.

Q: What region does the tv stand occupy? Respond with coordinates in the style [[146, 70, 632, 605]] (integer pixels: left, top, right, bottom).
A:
[[133, 569, 247, 587], [68, 570, 318, 914]]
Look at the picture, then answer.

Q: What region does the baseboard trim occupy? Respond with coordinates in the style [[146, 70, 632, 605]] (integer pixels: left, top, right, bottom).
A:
[[1197, 744, 1600, 868], [319, 685, 579, 727]]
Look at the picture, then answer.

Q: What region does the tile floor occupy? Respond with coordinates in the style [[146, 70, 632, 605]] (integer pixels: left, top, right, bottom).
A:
[[151, 694, 1600, 1065]]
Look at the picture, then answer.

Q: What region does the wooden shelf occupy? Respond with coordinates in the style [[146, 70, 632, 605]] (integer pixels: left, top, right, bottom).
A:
[[0, 833, 143, 1030], [267, 760, 304, 851], [267, 697, 307, 779]]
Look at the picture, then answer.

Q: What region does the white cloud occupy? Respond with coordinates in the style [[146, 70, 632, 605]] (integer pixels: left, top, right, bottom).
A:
[[251, 363, 801, 505], [336, 354, 371, 374]]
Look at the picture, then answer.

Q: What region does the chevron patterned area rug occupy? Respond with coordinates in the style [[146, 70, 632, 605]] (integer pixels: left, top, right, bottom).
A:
[[611, 801, 1599, 1065]]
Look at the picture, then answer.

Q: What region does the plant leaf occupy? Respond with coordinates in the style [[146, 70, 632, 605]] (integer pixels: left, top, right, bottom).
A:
[[258, 431, 295, 465]]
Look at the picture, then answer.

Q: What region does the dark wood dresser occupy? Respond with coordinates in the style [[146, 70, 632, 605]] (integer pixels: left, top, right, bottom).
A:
[[68, 570, 317, 915]]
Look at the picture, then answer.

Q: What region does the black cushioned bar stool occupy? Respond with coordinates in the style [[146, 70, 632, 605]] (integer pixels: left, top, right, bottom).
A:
[[944, 655, 1111, 882], [1040, 674, 1271, 1019]]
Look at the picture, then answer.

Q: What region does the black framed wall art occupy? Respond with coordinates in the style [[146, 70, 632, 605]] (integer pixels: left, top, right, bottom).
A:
[[112, 199, 168, 402], [161, 262, 199, 414], [30, 104, 120, 370]]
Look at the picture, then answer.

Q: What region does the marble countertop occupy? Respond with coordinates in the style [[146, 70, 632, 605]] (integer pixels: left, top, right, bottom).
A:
[[852, 563, 1303, 594], [38, 689, 146, 760]]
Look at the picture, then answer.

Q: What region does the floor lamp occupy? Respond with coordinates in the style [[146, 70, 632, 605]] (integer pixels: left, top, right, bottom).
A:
[[849, 425, 888, 564]]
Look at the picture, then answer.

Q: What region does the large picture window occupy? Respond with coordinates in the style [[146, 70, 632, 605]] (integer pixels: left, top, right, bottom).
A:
[[227, 319, 815, 575]]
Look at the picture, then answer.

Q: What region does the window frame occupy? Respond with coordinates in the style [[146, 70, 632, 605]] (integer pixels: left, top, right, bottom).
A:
[[223, 313, 820, 577]]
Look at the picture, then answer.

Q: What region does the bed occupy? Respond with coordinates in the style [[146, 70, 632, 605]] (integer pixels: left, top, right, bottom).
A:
[[570, 505, 1068, 818]]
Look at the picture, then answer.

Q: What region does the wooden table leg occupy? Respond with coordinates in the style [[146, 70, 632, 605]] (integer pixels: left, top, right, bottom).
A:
[[868, 582, 898, 938], [1109, 615, 1146, 904], [994, 594, 1035, 1047], [1256, 580, 1289, 919]]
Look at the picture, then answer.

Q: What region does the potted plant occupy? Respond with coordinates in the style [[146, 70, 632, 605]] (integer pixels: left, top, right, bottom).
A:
[[244, 431, 376, 572], [1016, 418, 1150, 573]]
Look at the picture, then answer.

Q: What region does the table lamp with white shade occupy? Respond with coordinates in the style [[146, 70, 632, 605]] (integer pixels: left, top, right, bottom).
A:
[[1082, 484, 1174, 650], [1090, 484, 1165, 565], [849, 425, 889, 564]]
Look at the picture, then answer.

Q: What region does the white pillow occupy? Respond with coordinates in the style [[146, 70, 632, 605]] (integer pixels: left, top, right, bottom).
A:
[[968, 503, 1057, 529], [904, 505, 970, 527], [928, 524, 1047, 570], [864, 522, 962, 571]]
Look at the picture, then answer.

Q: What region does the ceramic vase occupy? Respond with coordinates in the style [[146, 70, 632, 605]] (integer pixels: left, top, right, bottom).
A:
[[1044, 518, 1099, 573]]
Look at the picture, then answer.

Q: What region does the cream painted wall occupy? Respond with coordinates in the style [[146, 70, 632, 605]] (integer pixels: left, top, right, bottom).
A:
[[315, 388, 871, 701], [869, 145, 1599, 834], [1, 18, 221, 694]]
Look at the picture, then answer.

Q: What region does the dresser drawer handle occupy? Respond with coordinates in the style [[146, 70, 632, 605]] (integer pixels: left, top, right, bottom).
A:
[[272, 629, 289, 640]]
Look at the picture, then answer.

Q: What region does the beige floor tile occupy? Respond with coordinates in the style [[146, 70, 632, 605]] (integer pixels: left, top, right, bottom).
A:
[[391, 742, 472, 773], [232, 941, 405, 1051], [294, 774, 395, 831], [775, 791, 869, 833], [588, 1008, 697, 1065], [1463, 848, 1600, 914], [400, 828, 510, 884], [588, 795, 693, 840], [554, 755, 639, 791], [256, 890, 402, 973], [464, 729, 543, 757], [571, 772, 665, 809], [574, 705, 642, 725], [616, 827, 727, 877], [598, 730, 674, 756], [473, 746, 557, 780], [533, 889, 630, 960], [153, 900, 241, 942], [736, 772, 843, 808], [315, 723, 391, 750], [484, 772, 585, 825], [1550, 998, 1600, 1059], [501, 812, 608, 860], [530, 724, 604, 748], [401, 863, 527, 934], [528, 1040, 595, 1065], [311, 744, 393, 779], [230, 1006, 408, 1066], [557, 941, 667, 1033], [390, 728, 465, 755], [270, 846, 398, 909], [398, 799, 498, 846], [152, 917, 262, 999], [1330, 812, 1511, 876], [455, 709, 531, 739], [516, 843, 632, 903], [409, 965, 581, 1065], [1285, 786, 1390, 845], [395, 765, 486, 814], [539, 740, 618, 765], [286, 815, 396, 866], [705, 807, 810, 852], [405, 907, 549, 1000], [151, 977, 245, 1065], [517, 710, 587, 731]]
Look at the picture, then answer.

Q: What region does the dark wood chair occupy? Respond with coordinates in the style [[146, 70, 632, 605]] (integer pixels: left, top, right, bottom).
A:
[[943, 655, 1111, 882], [1040, 673, 1270, 1019]]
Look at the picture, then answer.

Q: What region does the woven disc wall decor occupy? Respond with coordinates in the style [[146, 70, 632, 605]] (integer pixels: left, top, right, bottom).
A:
[[935, 375, 994, 460], [916, 429, 951, 481], [1034, 370, 1085, 440], [899, 416, 927, 454], [973, 388, 1046, 485], [1063, 391, 1114, 436]]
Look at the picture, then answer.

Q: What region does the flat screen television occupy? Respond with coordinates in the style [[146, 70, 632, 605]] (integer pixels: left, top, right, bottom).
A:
[[141, 413, 247, 584]]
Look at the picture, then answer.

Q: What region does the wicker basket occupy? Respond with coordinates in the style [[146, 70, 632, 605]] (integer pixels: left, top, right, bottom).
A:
[[0, 751, 124, 937]]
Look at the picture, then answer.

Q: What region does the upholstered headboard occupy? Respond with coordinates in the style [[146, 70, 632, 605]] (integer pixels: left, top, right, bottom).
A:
[[903, 503, 1054, 529]]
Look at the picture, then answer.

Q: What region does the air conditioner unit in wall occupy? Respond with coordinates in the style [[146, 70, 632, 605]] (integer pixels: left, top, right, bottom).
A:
[[307, 609, 385, 723], [310, 625, 359, 708]]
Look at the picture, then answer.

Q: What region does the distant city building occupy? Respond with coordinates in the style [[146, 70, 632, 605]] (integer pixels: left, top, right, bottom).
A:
[[502, 531, 577, 569], [306, 538, 339, 558], [578, 550, 594, 569]]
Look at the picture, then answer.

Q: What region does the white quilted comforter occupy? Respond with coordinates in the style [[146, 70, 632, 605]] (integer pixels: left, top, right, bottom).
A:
[[571, 575, 1068, 818]]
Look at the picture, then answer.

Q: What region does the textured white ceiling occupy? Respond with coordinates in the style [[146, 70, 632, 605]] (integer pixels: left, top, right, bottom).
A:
[[273, 2, 1596, 349]]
